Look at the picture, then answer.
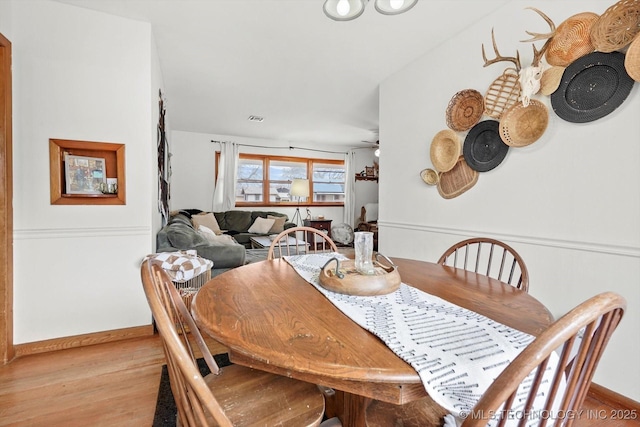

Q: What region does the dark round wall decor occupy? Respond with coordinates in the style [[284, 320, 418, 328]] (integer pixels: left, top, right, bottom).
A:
[[551, 51, 635, 123], [463, 120, 509, 172]]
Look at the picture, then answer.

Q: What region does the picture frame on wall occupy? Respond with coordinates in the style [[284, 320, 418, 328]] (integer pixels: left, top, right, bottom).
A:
[[64, 153, 106, 194]]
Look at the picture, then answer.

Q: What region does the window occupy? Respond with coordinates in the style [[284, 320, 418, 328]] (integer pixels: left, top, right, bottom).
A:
[[313, 162, 345, 203], [232, 154, 345, 207]]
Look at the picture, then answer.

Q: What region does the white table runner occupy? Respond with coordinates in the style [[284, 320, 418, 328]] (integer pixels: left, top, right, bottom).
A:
[[284, 253, 562, 427]]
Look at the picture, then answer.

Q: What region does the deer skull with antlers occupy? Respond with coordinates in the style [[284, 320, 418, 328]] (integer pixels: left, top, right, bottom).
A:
[[518, 8, 556, 107]]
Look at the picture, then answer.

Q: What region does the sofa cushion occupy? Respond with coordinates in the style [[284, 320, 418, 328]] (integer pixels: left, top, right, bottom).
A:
[[166, 223, 208, 249], [223, 210, 253, 232], [248, 217, 275, 234], [268, 215, 287, 233], [192, 212, 222, 234]]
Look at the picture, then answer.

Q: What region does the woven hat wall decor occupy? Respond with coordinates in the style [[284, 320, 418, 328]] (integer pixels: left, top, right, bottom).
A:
[[546, 12, 599, 67]]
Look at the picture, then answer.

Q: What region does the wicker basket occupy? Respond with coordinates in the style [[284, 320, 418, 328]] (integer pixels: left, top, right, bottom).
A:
[[540, 66, 565, 96], [590, 0, 640, 53], [172, 268, 211, 310], [445, 89, 485, 131], [430, 129, 461, 173], [625, 33, 640, 81], [499, 100, 549, 147], [420, 168, 439, 186], [484, 68, 521, 119], [437, 156, 479, 199]]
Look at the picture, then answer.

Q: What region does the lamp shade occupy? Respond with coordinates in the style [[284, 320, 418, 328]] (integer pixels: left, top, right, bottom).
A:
[[374, 0, 417, 15], [290, 179, 310, 198], [323, 0, 367, 21]]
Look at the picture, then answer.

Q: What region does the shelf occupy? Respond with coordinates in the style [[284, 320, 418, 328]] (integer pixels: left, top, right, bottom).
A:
[[49, 139, 126, 205], [355, 175, 378, 182]]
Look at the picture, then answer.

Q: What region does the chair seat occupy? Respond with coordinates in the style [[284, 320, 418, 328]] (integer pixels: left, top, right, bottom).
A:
[[205, 364, 325, 426]]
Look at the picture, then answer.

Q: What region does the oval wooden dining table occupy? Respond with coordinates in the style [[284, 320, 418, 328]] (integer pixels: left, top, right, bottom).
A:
[[191, 257, 554, 427]]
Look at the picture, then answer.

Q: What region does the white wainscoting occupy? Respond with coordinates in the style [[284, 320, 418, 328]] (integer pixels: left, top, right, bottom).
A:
[[379, 221, 640, 402]]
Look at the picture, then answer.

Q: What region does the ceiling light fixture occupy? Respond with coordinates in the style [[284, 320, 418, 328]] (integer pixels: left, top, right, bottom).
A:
[[323, 0, 417, 21]]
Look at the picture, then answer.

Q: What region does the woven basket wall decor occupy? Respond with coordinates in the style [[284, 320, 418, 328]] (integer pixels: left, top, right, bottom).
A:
[[625, 33, 640, 81], [430, 129, 461, 173], [437, 156, 479, 199], [590, 0, 640, 52], [484, 68, 521, 119], [546, 12, 599, 67], [420, 168, 439, 186], [499, 100, 549, 147], [445, 89, 485, 131], [540, 66, 565, 95]]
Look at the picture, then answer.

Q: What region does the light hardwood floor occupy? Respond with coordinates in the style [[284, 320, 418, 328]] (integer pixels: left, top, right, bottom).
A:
[[0, 335, 638, 426]]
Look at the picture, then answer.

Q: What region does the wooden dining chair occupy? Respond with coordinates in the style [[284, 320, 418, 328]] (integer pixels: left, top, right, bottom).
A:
[[365, 291, 626, 427], [140, 260, 326, 427], [437, 237, 529, 292], [267, 226, 338, 260]]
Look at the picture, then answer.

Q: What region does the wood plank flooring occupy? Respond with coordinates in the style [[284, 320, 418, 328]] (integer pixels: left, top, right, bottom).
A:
[[0, 335, 638, 426]]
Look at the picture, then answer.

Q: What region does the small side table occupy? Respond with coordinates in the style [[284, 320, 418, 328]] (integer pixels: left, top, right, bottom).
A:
[[303, 219, 332, 248]]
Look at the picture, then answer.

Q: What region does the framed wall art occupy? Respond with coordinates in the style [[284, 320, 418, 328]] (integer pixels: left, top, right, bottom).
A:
[[64, 154, 106, 195]]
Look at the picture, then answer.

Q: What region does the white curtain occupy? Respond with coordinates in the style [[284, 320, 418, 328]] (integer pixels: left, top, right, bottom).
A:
[[212, 141, 238, 212], [343, 149, 356, 227]]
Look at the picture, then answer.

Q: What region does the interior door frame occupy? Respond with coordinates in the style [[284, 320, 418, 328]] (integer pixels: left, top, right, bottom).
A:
[[0, 31, 14, 364]]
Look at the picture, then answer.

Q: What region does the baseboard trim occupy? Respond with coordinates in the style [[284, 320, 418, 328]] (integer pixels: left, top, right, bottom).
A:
[[14, 325, 154, 358], [589, 382, 640, 411]]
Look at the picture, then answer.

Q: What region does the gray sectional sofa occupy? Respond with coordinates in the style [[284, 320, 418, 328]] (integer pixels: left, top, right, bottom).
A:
[[155, 209, 295, 270]]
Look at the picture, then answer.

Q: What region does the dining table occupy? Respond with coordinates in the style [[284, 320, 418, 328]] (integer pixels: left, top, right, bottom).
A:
[[191, 256, 554, 427]]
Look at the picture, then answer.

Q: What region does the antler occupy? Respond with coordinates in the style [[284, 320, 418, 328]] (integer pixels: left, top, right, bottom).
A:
[[521, 7, 556, 66], [521, 7, 556, 42], [482, 28, 521, 72]]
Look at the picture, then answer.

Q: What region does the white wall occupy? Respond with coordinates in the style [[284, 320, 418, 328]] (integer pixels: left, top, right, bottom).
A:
[[0, 1, 12, 38], [169, 130, 376, 227], [7, 0, 158, 343], [379, 0, 640, 400]]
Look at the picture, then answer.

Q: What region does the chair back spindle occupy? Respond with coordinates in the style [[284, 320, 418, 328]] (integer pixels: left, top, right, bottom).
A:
[[438, 238, 529, 292], [268, 226, 338, 260]]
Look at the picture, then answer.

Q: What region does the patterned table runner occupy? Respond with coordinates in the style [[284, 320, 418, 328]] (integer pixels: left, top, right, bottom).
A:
[[284, 253, 562, 426]]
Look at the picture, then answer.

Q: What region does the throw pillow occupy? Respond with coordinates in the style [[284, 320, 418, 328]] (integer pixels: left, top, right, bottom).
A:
[[192, 212, 222, 235], [197, 225, 238, 246], [247, 216, 275, 234], [268, 215, 287, 234], [143, 250, 213, 281]]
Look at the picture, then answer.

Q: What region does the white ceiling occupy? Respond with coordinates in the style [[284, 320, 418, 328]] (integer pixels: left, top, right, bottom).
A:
[[53, 0, 510, 148]]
